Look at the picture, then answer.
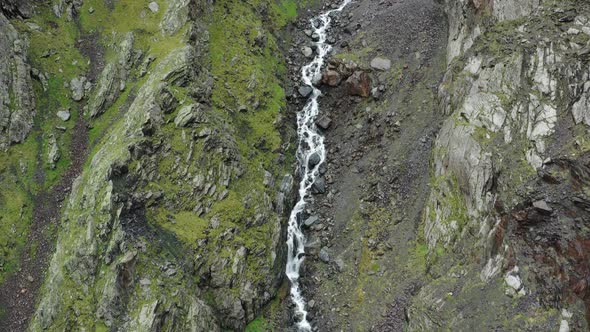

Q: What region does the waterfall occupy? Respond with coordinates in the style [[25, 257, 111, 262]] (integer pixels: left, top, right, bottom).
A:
[[285, 1, 352, 330]]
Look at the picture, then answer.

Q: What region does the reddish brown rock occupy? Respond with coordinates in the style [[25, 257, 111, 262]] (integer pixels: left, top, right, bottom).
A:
[[346, 71, 371, 97], [322, 69, 342, 86]]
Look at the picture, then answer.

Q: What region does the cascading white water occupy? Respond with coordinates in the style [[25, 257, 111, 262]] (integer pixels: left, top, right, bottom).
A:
[[285, 1, 351, 331]]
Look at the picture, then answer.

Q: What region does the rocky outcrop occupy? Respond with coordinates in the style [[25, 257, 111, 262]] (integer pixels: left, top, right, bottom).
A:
[[412, 0, 590, 329], [86, 33, 135, 118], [30, 44, 220, 330], [444, 0, 543, 62], [0, 0, 32, 18], [0, 12, 35, 149], [52, 0, 83, 21]]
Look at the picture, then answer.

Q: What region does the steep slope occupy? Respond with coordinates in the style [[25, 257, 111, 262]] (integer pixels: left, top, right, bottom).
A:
[[0, 0, 303, 330], [266, 0, 590, 331], [411, 0, 590, 330]]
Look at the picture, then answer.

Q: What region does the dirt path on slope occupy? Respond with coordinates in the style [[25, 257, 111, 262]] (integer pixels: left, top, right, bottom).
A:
[[0, 29, 103, 331], [0, 113, 88, 332]]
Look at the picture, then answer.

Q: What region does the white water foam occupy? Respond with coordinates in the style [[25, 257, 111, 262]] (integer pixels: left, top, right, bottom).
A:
[[285, 1, 352, 331]]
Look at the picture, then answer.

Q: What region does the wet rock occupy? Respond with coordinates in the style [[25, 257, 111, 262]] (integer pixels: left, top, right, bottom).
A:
[[302, 46, 313, 57], [345, 71, 371, 97], [299, 85, 313, 97], [316, 116, 332, 130], [308, 152, 321, 168], [56, 109, 71, 121], [370, 57, 391, 71], [311, 177, 326, 194]]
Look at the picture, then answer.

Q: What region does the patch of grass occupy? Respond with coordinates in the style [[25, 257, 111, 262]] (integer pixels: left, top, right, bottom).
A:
[[158, 211, 209, 244], [279, 0, 298, 21], [246, 316, 272, 332], [0, 110, 38, 284]]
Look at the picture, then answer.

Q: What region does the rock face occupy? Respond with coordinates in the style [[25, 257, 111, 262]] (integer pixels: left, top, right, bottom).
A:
[[411, 0, 590, 329], [24, 0, 293, 330], [86, 33, 135, 118], [0, 0, 32, 18], [0, 12, 35, 149]]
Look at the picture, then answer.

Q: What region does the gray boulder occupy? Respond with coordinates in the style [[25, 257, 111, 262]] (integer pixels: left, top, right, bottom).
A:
[[370, 57, 392, 71], [70, 76, 86, 101]]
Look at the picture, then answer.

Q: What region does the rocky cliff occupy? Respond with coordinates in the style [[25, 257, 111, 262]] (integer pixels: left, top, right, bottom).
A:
[[0, 0, 299, 330], [415, 0, 590, 330]]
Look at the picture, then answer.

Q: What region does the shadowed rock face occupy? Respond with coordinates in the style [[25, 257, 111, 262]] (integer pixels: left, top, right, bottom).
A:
[[0, 11, 35, 149], [0, 0, 32, 18]]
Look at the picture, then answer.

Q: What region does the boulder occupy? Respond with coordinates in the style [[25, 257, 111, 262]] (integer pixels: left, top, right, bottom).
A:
[[370, 57, 391, 71], [308, 152, 321, 168], [70, 76, 86, 101], [301, 46, 313, 58], [311, 177, 326, 194], [319, 247, 330, 263], [299, 85, 313, 97], [56, 109, 71, 121], [47, 134, 60, 169], [303, 216, 319, 227], [148, 2, 159, 13], [174, 104, 202, 127], [346, 71, 371, 97], [533, 200, 553, 214], [322, 69, 342, 86], [316, 116, 332, 130]]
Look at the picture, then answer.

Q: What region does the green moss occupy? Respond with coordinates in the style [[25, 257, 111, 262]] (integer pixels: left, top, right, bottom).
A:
[[158, 211, 208, 244], [246, 316, 272, 332], [427, 174, 469, 251], [279, 0, 298, 21], [17, 7, 88, 78], [78, 0, 173, 58], [0, 119, 38, 283]]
